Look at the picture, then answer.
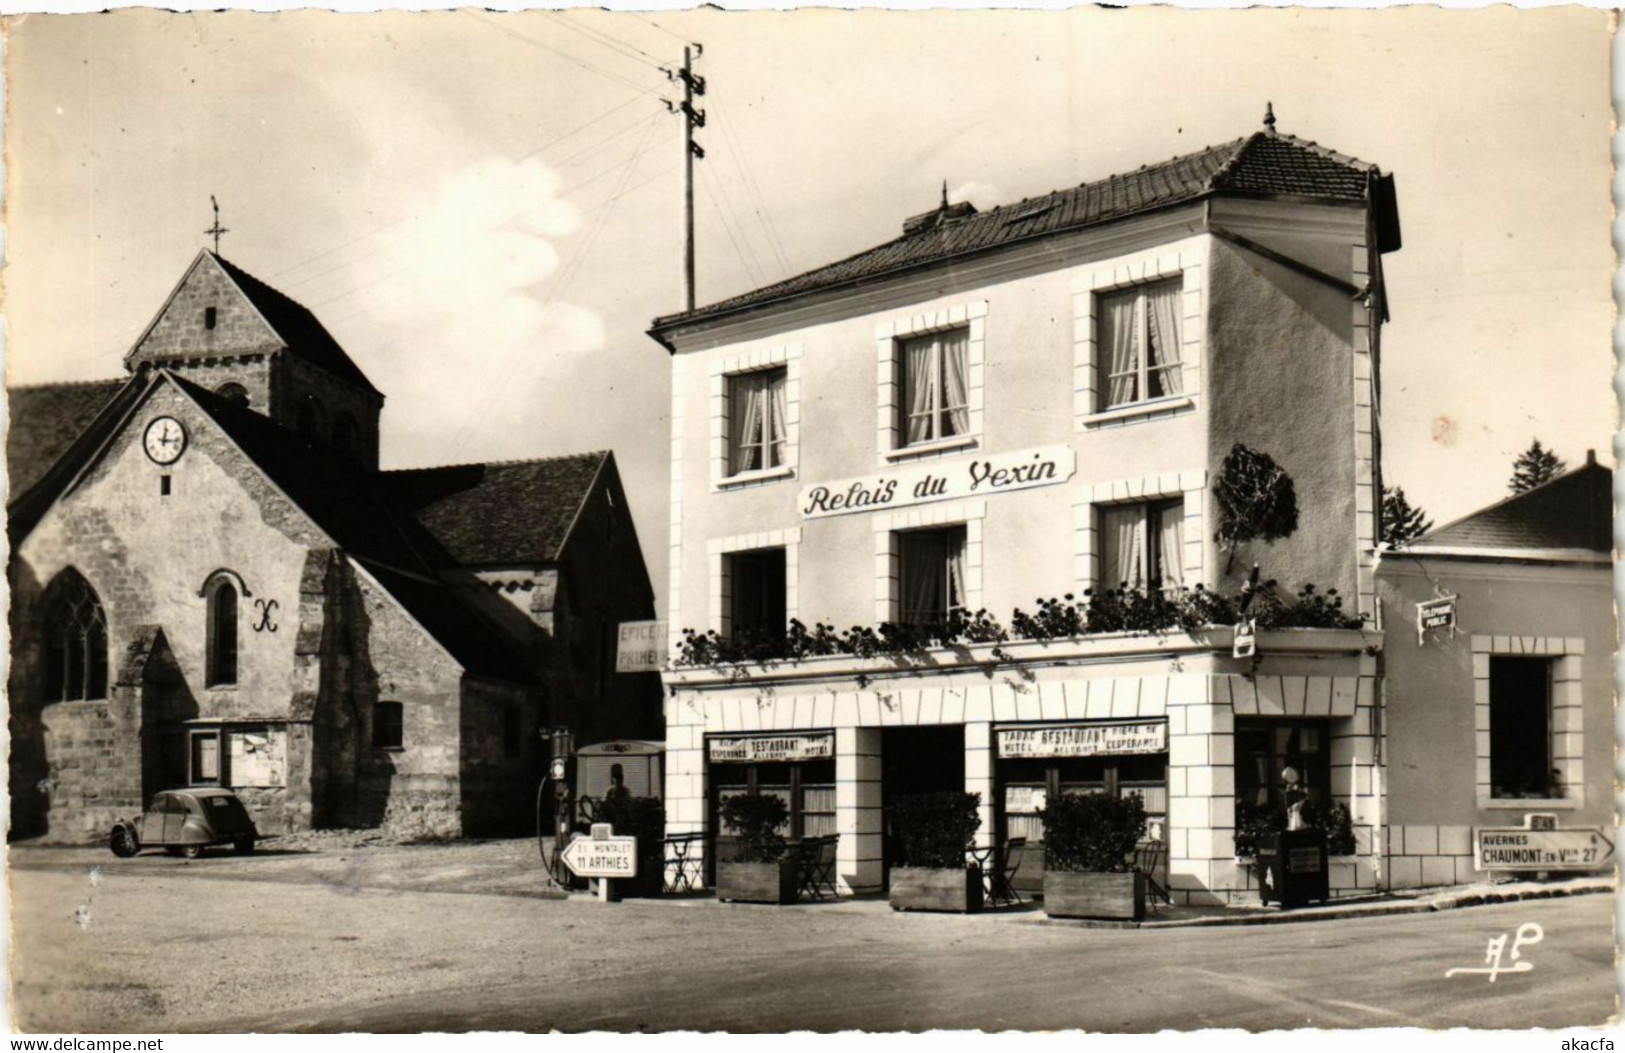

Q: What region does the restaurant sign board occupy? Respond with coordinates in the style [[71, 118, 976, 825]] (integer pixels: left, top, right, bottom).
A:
[[709, 733, 835, 765], [798, 444, 1075, 520], [1474, 826, 1614, 871], [996, 722, 1167, 760]]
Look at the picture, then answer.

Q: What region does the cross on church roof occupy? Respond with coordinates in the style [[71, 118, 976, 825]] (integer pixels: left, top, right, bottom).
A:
[[205, 195, 230, 254]]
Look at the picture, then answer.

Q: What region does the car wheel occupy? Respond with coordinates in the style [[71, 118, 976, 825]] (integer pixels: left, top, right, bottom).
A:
[[180, 844, 203, 860], [165, 846, 184, 857], [110, 826, 139, 858], [234, 838, 254, 855]]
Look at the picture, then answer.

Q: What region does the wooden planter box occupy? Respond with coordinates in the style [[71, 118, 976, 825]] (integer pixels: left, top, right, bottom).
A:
[[889, 866, 984, 913], [716, 859, 797, 904], [1044, 870, 1145, 921]]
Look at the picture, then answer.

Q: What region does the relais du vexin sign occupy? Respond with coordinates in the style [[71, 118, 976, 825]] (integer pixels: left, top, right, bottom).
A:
[[798, 444, 1076, 520]]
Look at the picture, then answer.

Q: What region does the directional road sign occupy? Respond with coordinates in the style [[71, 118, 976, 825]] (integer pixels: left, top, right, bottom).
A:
[[561, 830, 639, 879], [1474, 826, 1614, 872]]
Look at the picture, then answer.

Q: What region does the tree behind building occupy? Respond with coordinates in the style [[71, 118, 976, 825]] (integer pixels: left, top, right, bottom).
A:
[[1509, 439, 1566, 494], [1381, 486, 1435, 547]]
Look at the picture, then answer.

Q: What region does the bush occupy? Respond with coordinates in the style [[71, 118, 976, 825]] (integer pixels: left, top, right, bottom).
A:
[[718, 792, 789, 863], [593, 794, 665, 844], [885, 791, 981, 870], [1040, 792, 1147, 873]]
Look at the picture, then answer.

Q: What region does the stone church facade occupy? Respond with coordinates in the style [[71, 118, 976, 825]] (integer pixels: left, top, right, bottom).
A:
[[9, 250, 660, 843]]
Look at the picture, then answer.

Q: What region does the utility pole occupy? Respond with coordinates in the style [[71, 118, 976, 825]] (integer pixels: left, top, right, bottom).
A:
[[663, 44, 705, 312]]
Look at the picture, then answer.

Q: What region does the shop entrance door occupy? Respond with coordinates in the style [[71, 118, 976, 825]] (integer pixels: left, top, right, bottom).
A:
[[880, 726, 966, 887]]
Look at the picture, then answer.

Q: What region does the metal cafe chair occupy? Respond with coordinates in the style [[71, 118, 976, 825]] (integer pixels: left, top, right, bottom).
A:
[[1134, 838, 1174, 913], [662, 832, 707, 894], [796, 835, 841, 901], [989, 837, 1027, 908]]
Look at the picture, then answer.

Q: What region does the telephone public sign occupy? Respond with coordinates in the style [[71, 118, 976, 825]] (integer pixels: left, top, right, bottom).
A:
[[1474, 827, 1614, 872], [561, 828, 639, 879]]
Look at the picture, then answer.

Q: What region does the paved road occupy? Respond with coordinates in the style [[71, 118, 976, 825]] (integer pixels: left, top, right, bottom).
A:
[[10, 848, 1617, 1033]]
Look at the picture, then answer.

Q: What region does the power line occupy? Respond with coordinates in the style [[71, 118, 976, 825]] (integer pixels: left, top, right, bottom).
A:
[[463, 11, 661, 99], [714, 102, 793, 278], [700, 161, 766, 288], [544, 11, 667, 69], [633, 13, 688, 44]]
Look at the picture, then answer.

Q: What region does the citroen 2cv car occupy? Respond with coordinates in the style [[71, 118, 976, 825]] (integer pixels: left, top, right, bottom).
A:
[[109, 788, 259, 858]]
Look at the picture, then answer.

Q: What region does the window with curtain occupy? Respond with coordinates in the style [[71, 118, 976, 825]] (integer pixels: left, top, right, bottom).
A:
[[897, 527, 967, 625], [898, 328, 970, 446], [728, 548, 787, 640], [1098, 499, 1185, 588], [1099, 279, 1183, 409], [728, 368, 788, 475], [205, 579, 239, 687], [43, 569, 108, 702]]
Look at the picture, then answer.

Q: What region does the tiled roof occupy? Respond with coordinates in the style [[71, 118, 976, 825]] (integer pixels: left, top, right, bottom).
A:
[[1410, 460, 1614, 557], [651, 131, 1381, 336], [383, 453, 608, 566], [173, 377, 536, 683], [7, 378, 129, 498], [212, 254, 381, 396]]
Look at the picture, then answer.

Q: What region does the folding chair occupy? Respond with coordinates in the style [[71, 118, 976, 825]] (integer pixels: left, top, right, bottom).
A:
[[988, 837, 1027, 908], [662, 832, 705, 894], [1134, 839, 1173, 912], [797, 835, 840, 900]]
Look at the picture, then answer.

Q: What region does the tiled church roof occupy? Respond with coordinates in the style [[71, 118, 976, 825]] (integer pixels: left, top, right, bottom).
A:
[[384, 453, 609, 567], [1410, 458, 1613, 558], [651, 129, 1386, 337], [212, 254, 382, 395], [6, 379, 130, 499]]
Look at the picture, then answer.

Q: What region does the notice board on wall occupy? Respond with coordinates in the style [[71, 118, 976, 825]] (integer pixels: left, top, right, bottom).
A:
[[229, 728, 287, 787]]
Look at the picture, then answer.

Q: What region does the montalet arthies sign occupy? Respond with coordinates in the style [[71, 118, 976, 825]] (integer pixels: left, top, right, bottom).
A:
[[997, 722, 1167, 760], [709, 733, 835, 764], [798, 444, 1076, 520]]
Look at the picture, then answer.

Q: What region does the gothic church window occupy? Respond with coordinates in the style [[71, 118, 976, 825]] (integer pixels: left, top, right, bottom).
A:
[[205, 578, 239, 687], [43, 569, 108, 702]]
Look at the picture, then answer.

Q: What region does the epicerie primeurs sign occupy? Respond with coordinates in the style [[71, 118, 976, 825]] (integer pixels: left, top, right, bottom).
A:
[[798, 444, 1076, 520], [996, 722, 1168, 760], [708, 733, 836, 764]]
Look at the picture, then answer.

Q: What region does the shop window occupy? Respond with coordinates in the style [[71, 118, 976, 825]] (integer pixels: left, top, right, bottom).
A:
[[897, 328, 969, 446], [205, 578, 239, 687], [1098, 499, 1184, 588], [1489, 657, 1554, 799], [713, 758, 836, 850], [1234, 719, 1332, 820], [728, 368, 788, 475], [727, 548, 786, 640], [1001, 755, 1168, 846], [897, 527, 966, 625], [42, 569, 109, 702], [374, 701, 404, 750], [1098, 279, 1183, 409]]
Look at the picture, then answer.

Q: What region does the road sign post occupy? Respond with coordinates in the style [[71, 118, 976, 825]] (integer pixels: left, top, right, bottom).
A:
[[561, 823, 639, 903], [1474, 826, 1614, 872]]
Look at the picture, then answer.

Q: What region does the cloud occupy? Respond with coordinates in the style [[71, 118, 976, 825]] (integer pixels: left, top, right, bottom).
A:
[[333, 155, 610, 466], [949, 180, 1001, 207]]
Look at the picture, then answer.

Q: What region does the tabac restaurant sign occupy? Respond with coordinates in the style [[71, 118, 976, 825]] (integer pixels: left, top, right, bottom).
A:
[[799, 444, 1076, 520], [709, 733, 835, 764], [997, 722, 1167, 760]]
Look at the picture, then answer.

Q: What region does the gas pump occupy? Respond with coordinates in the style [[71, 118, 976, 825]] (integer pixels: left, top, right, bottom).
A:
[[538, 726, 581, 888]]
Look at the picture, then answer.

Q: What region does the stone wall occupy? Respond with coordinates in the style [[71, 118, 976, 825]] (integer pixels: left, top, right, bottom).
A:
[[127, 254, 284, 368]]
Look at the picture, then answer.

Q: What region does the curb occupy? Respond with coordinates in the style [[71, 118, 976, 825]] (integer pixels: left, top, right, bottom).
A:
[[1062, 878, 1617, 930]]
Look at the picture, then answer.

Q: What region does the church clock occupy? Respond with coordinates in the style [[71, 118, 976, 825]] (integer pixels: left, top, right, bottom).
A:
[[142, 416, 188, 465]]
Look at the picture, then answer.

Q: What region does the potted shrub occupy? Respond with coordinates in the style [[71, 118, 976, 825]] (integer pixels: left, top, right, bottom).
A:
[[593, 794, 667, 898], [886, 791, 984, 913], [714, 792, 797, 904], [1040, 792, 1148, 921]]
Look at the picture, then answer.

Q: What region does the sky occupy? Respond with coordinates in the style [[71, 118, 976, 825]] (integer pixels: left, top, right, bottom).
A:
[[4, 7, 1615, 612]]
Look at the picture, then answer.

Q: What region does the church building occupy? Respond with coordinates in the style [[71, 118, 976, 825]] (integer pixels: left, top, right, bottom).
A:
[[9, 249, 660, 842]]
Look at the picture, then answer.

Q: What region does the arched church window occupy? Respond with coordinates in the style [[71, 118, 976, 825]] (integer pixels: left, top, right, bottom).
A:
[[43, 569, 108, 702], [216, 382, 250, 408], [205, 577, 239, 687], [332, 413, 360, 458], [296, 399, 323, 440]]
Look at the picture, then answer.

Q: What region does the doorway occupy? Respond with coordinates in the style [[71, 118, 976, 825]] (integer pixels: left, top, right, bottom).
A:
[[880, 725, 966, 885]]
